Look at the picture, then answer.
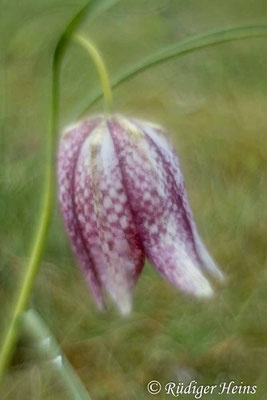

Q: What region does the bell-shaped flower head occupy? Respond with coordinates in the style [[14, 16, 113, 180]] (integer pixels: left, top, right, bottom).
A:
[[57, 114, 224, 314]]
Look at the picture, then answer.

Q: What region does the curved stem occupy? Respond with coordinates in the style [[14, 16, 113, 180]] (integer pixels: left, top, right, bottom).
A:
[[0, 64, 57, 383], [73, 23, 267, 119], [0, 0, 119, 382], [74, 35, 112, 112]]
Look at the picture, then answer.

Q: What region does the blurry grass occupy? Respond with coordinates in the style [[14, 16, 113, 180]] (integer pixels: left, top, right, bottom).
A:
[[1, 0, 267, 399]]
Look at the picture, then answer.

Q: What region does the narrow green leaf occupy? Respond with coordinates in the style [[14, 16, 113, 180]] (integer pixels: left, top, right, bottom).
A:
[[74, 23, 267, 120], [22, 310, 91, 400]]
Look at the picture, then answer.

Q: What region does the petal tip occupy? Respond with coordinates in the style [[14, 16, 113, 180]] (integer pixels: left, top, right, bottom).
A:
[[215, 269, 226, 283], [194, 282, 214, 299], [118, 299, 132, 316]]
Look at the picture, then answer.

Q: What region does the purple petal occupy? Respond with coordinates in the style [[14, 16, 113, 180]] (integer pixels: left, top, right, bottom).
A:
[[137, 119, 224, 282], [57, 117, 105, 310], [109, 115, 215, 298], [74, 121, 145, 314]]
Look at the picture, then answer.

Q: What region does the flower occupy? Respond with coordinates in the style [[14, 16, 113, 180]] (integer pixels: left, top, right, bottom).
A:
[[57, 114, 224, 314]]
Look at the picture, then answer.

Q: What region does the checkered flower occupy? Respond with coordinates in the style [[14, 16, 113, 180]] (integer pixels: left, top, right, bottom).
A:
[[57, 114, 223, 314]]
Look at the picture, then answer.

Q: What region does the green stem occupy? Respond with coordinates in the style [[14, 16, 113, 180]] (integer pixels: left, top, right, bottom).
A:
[[74, 35, 112, 112], [22, 310, 91, 400], [0, 69, 57, 381], [0, 0, 119, 382]]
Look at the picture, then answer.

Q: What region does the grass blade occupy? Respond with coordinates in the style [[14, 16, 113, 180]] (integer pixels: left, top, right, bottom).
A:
[[74, 23, 267, 120], [22, 310, 91, 400]]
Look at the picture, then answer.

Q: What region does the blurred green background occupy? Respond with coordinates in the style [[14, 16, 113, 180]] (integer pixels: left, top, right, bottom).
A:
[[1, 0, 267, 399]]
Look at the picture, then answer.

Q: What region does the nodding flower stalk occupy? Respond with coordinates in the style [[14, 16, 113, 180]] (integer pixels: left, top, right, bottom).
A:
[[74, 35, 113, 112], [58, 114, 224, 314]]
